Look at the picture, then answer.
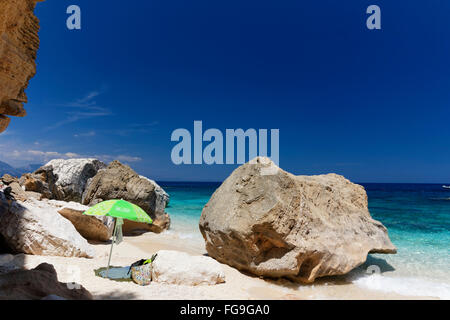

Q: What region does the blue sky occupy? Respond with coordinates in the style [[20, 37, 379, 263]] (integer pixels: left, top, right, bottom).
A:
[[1, 0, 449, 183]]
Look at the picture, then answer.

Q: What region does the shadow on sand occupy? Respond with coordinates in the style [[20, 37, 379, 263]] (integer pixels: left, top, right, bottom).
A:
[[216, 254, 396, 292], [94, 290, 139, 300]]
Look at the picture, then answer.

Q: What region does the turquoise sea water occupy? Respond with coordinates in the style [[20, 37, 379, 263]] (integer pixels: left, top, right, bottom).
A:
[[160, 182, 216, 242], [159, 182, 450, 298]]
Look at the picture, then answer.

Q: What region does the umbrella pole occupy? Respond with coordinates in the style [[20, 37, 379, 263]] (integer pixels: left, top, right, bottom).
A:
[[105, 218, 117, 278]]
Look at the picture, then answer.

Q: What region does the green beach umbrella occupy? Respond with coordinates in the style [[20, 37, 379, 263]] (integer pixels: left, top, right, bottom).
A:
[[83, 199, 153, 278], [83, 199, 152, 224]]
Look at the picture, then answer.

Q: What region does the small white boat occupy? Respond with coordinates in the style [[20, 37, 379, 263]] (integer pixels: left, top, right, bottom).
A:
[[443, 185, 450, 189]]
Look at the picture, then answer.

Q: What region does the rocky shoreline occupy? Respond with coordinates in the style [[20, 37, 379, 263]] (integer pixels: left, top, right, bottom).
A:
[[0, 157, 398, 299], [0, 158, 228, 299], [0, 159, 171, 258]]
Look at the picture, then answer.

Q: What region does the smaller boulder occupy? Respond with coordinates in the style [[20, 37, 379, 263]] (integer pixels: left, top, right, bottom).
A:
[[1, 175, 27, 201], [1, 174, 16, 185], [55, 201, 114, 242], [122, 214, 170, 235], [19, 169, 61, 199], [10, 183, 27, 201], [151, 250, 225, 286]]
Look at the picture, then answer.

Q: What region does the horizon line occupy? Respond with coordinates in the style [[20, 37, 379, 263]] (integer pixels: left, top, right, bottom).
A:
[[155, 180, 450, 185]]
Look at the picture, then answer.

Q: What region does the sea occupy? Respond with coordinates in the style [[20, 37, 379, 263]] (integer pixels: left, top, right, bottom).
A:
[[158, 182, 450, 299]]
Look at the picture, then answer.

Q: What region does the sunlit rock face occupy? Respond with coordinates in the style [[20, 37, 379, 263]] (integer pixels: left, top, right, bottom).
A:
[[82, 161, 171, 233], [0, 197, 95, 258], [200, 157, 397, 283], [0, 0, 42, 133]]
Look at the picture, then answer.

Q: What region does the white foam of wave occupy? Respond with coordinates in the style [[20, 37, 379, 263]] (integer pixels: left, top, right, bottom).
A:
[[159, 226, 205, 245], [163, 215, 205, 241], [353, 274, 450, 299], [164, 229, 201, 240]]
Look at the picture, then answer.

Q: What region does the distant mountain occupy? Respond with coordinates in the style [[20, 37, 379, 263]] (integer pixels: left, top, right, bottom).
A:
[[17, 163, 42, 174], [0, 161, 42, 178], [0, 161, 20, 177]]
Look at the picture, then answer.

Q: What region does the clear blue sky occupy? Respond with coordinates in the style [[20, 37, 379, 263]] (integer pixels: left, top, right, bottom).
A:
[[1, 0, 449, 183]]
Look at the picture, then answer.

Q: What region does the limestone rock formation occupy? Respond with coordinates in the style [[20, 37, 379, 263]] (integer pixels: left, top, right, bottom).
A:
[[0, 0, 42, 133], [0, 174, 16, 185], [82, 161, 170, 233], [22, 159, 107, 202], [1, 174, 27, 201], [0, 263, 93, 300], [151, 250, 225, 286], [50, 200, 114, 242], [19, 166, 62, 199], [0, 197, 95, 258], [199, 157, 396, 283]]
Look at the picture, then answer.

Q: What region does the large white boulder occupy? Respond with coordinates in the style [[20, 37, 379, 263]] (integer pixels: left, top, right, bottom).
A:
[[151, 250, 225, 286], [0, 197, 95, 258], [199, 157, 397, 283], [26, 158, 107, 202], [44, 158, 107, 202]]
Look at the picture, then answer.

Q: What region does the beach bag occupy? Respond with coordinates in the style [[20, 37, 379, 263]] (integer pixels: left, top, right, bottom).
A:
[[131, 263, 152, 286], [129, 254, 157, 286]]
